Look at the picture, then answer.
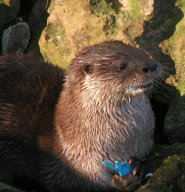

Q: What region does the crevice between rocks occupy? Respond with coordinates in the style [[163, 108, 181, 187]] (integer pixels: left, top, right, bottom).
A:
[[150, 98, 170, 145]]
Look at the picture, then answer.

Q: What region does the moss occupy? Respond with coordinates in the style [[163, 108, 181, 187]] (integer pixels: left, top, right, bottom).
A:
[[159, 0, 185, 84], [89, 0, 151, 41], [128, 0, 141, 20], [39, 0, 154, 67], [0, 0, 7, 5], [89, 0, 117, 15], [177, 174, 185, 191], [177, 81, 185, 95], [39, 23, 72, 69], [44, 23, 67, 47], [137, 152, 185, 192], [103, 15, 118, 36], [89, 0, 122, 37]]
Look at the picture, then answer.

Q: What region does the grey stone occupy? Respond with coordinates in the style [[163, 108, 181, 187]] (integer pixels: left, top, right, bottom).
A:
[[0, 181, 24, 192], [0, 3, 17, 54], [2, 22, 30, 54]]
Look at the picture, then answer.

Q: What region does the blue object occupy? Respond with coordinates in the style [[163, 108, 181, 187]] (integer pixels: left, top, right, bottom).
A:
[[128, 87, 136, 91], [102, 160, 132, 176]]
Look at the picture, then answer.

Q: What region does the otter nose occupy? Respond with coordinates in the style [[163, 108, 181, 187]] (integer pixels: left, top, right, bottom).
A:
[[142, 61, 158, 73]]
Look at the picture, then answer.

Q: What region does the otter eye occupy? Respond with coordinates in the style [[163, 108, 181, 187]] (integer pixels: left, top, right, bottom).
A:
[[83, 65, 92, 74], [119, 61, 127, 71]]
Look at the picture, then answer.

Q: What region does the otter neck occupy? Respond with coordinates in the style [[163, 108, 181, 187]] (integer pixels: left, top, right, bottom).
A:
[[53, 82, 154, 180], [55, 82, 147, 148]]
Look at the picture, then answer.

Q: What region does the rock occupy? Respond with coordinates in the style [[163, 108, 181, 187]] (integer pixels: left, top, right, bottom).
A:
[[136, 144, 185, 192], [37, 0, 154, 68], [0, 3, 17, 54], [26, 0, 51, 58], [0, 0, 20, 13], [2, 22, 30, 54], [160, 0, 185, 144], [0, 3, 17, 29], [135, 0, 183, 101], [131, 0, 185, 144], [164, 94, 185, 143], [0, 181, 24, 192], [19, 0, 38, 21]]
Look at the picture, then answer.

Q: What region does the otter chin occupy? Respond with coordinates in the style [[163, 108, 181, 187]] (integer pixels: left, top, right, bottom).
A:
[[0, 41, 161, 192]]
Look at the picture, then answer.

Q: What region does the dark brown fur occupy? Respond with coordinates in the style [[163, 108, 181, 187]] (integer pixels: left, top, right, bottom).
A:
[[0, 41, 161, 192], [0, 54, 64, 189]]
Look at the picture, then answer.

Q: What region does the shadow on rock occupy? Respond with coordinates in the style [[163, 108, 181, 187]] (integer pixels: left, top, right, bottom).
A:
[[25, 0, 51, 59], [135, 0, 184, 145]]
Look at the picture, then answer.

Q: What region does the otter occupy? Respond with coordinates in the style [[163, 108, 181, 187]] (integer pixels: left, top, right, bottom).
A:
[[0, 41, 161, 192]]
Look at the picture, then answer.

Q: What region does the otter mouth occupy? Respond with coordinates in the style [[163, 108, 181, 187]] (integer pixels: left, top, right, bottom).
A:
[[128, 81, 153, 91]]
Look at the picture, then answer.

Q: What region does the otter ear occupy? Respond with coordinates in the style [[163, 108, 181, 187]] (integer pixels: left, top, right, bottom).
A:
[[82, 64, 93, 74]]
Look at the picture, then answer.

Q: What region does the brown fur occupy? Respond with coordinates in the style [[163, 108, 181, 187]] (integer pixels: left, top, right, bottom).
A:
[[0, 41, 161, 192]]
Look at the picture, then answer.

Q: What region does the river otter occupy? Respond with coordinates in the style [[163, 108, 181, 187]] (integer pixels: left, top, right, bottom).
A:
[[0, 41, 161, 192]]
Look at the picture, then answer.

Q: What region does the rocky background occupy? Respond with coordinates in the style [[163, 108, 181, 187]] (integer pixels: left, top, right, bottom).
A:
[[0, 0, 185, 192]]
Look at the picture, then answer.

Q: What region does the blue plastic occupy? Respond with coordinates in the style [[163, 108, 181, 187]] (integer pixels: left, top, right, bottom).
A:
[[102, 160, 132, 176], [128, 87, 136, 91]]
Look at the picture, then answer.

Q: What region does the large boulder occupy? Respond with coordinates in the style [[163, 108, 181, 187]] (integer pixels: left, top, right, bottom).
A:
[[36, 0, 154, 68]]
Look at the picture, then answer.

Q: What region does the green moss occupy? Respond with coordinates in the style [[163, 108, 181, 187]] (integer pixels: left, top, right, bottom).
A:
[[103, 15, 118, 36], [89, 0, 123, 38], [137, 154, 185, 192], [39, 23, 72, 69], [177, 174, 185, 191], [0, 0, 7, 4], [161, 2, 185, 83], [89, 0, 118, 15], [128, 0, 140, 20], [177, 81, 185, 95]]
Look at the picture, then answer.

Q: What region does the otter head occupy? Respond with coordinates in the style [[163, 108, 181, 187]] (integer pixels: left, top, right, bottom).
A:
[[67, 41, 161, 101]]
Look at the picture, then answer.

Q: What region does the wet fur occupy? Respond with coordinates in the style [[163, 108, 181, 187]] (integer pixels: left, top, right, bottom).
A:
[[0, 41, 160, 191]]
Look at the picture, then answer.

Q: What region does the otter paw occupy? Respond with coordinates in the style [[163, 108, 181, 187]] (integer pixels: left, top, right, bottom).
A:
[[127, 157, 144, 177], [112, 173, 142, 191]]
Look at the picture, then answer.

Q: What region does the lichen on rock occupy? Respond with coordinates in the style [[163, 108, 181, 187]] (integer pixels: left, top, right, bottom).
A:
[[39, 22, 72, 68]]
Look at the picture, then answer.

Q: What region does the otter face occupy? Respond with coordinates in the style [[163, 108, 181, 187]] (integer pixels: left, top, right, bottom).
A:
[[72, 41, 161, 97]]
